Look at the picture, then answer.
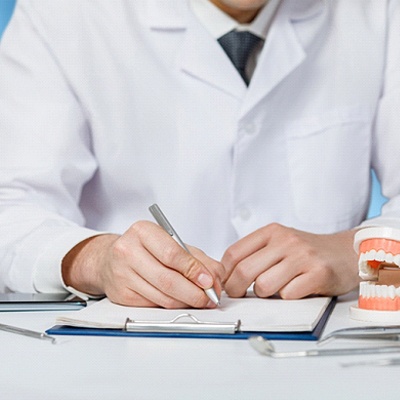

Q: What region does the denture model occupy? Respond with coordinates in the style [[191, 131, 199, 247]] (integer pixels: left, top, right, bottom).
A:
[[350, 227, 400, 322]]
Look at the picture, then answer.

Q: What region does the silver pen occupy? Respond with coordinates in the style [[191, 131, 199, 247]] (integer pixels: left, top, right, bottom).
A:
[[0, 322, 56, 344], [149, 204, 220, 306]]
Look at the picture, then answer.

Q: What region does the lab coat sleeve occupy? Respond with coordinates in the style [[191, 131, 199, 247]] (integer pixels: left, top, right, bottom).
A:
[[0, 3, 101, 293], [360, 0, 400, 230]]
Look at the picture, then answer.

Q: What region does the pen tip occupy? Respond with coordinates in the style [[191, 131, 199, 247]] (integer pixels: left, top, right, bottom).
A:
[[204, 287, 220, 306]]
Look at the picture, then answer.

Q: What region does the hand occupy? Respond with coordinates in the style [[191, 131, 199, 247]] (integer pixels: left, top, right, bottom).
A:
[[221, 223, 360, 299], [62, 221, 223, 308]]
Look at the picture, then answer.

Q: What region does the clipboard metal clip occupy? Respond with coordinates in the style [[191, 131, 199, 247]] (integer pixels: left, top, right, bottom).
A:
[[124, 313, 240, 334]]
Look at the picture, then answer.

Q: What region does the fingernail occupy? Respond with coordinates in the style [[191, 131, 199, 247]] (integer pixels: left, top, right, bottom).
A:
[[197, 273, 213, 288], [206, 300, 216, 309]]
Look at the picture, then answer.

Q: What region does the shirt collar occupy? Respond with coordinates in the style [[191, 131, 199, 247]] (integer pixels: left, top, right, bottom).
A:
[[189, 0, 281, 39]]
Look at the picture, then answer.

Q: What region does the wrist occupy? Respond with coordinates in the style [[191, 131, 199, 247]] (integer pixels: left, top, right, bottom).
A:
[[62, 234, 119, 297]]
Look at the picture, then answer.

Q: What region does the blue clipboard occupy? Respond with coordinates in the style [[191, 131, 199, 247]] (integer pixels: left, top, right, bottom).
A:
[[47, 297, 336, 341]]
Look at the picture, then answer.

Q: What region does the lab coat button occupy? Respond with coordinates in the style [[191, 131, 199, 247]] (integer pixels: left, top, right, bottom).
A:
[[243, 123, 256, 136], [239, 208, 251, 220]]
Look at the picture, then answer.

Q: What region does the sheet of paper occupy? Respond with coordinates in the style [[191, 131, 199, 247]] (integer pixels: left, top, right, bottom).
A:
[[56, 292, 332, 332]]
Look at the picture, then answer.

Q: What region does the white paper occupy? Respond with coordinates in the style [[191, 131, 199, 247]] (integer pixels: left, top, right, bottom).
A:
[[56, 292, 332, 332]]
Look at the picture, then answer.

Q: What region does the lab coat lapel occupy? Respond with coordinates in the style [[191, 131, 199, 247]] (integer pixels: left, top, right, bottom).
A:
[[240, 0, 327, 118], [144, 0, 245, 98], [143, 0, 327, 106], [178, 17, 246, 98]]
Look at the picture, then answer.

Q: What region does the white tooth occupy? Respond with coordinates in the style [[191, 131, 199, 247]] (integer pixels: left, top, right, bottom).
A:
[[382, 285, 389, 299], [370, 283, 376, 298], [359, 271, 369, 280], [385, 253, 394, 264], [367, 249, 377, 260], [368, 282, 374, 298], [376, 285, 382, 298], [364, 282, 370, 297], [359, 262, 368, 278], [394, 254, 400, 267], [359, 263, 378, 280], [359, 262, 368, 274], [389, 285, 396, 299], [359, 252, 366, 262], [365, 282, 370, 298], [376, 249, 386, 262], [396, 287, 400, 297], [359, 282, 366, 297]]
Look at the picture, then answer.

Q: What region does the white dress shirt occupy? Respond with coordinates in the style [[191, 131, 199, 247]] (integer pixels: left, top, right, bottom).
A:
[[190, 0, 281, 38], [0, 0, 399, 293], [190, 0, 281, 80]]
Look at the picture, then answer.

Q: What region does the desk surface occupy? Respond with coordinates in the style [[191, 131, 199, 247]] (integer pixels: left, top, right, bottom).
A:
[[0, 291, 398, 400]]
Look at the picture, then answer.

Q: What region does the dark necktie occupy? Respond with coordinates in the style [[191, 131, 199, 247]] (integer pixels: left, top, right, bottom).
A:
[[218, 30, 262, 85]]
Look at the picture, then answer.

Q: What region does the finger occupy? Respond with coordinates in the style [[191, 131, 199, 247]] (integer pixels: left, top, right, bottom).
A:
[[253, 260, 301, 298], [222, 230, 268, 275], [107, 286, 158, 308], [222, 225, 280, 278], [277, 273, 321, 300], [125, 243, 212, 308], [121, 272, 194, 309], [140, 226, 215, 291], [105, 260, 198, 308], [121, 221, 216, 307], [224, 245, 285, 298], [188, 246, 224, 294]]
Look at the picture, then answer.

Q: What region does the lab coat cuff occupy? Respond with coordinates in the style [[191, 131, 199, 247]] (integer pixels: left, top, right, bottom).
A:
[[33, 228, 106, 294]]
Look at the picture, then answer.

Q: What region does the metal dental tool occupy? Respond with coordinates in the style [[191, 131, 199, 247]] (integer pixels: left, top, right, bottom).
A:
[[341, 357, 400, 368], [318, 325, 400, 346], [249, 335, 400, 358]]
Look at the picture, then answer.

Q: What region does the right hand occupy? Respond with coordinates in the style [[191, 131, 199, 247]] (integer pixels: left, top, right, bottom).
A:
[[61, 221, 223, 308]]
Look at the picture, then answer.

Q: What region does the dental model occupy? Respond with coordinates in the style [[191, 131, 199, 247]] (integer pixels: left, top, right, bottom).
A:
[[350, 227, 400, 322]]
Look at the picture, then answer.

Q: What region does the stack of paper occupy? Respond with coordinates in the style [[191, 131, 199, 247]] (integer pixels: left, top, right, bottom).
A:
[[55, 292, 332, 334]]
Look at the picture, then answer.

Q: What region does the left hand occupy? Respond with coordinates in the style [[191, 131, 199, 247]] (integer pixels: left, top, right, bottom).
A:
[[221, 223, 360, 299]]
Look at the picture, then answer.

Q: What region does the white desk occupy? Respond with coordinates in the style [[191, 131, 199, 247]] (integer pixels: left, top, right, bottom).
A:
[[0, 291, 398, 400]]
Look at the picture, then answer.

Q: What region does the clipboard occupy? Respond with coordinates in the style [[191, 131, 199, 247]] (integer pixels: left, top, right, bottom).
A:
[[46, 297, 336, 341]]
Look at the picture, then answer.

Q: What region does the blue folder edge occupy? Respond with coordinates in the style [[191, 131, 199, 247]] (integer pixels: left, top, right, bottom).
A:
[[46, 297, 336, 341]]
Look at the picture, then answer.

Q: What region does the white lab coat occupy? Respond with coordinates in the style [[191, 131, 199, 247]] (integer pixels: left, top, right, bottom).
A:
[[0, 0, 399, 293]]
